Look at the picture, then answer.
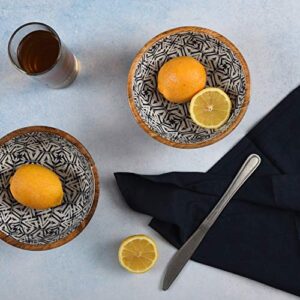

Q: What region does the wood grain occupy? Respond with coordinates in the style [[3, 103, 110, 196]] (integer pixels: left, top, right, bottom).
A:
[[0, 126, 100, 251], [128, 26, 251, 149]]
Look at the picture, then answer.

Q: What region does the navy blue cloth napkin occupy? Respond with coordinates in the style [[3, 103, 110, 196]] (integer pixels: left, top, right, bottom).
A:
[[115, 86, 300, 296]]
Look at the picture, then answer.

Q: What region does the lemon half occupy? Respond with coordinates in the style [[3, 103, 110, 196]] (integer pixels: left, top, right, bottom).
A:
[[118, 235, 158, 273], [189, 87, 232, 129]]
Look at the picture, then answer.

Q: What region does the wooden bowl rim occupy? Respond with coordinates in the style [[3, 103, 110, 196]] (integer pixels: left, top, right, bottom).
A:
[[127, 26, 251, 149], [0, 126, 100, 251]]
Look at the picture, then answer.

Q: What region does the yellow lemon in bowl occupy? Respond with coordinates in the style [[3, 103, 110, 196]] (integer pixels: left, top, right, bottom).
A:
[[157, 56, 206, 103], [9, 164, 63, 210]]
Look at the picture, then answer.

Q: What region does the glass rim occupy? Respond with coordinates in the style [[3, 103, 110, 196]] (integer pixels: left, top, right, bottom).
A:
[[7, 22, 62, 77]]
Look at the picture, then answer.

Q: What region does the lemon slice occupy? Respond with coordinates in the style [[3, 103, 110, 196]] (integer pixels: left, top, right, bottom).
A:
[[189, 87, 232, 129], [118, 235, 158, 273]]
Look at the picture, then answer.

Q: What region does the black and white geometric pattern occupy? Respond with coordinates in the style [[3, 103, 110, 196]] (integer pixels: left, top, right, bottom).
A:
[[0, 132, 95, 245], [132, 31, 246, 144]]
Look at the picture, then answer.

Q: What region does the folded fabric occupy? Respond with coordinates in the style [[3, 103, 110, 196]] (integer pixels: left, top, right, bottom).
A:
[[115, 86, 300, 296]]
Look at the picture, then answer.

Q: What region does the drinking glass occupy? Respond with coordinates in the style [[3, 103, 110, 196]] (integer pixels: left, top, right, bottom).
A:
[[8, 22, 79, 88]]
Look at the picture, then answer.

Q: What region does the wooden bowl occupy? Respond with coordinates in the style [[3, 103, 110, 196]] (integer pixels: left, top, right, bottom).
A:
[[0, 126, 99, 250], [128, 26, 250, 148]]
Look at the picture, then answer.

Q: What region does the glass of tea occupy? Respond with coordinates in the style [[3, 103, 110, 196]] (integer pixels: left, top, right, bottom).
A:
[[8, 22, 79, 88]]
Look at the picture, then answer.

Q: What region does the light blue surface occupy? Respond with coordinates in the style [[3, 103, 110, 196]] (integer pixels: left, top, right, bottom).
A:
[[0, 1, 300, 299]]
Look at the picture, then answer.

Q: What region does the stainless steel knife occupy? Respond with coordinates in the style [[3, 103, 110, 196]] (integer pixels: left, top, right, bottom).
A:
[[162, 153, 261, 290]]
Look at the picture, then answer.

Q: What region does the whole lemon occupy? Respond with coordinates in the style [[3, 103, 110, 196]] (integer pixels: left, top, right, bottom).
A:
[[9, 164, 63, 210], [157, 56, 206, 103]]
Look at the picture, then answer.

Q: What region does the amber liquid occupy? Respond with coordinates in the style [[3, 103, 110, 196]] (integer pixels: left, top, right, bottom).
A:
[[17, 30, 60, 74]]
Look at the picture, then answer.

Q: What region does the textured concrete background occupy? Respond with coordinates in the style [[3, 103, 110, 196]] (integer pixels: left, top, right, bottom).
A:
[[0, 1, 299, 299]]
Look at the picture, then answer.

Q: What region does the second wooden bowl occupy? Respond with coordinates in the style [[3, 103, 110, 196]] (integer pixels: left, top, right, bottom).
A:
[[0, 126, 99, 250]]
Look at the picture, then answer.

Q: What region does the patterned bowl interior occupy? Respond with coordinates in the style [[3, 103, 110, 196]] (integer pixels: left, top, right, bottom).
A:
[[0, 132, 95, 245], [132, 30, 247, 144]]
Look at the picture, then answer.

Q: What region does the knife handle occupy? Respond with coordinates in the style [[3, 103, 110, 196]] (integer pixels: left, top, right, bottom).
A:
[[162, 154, 261, 290], [204, 153, 261, 229]]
